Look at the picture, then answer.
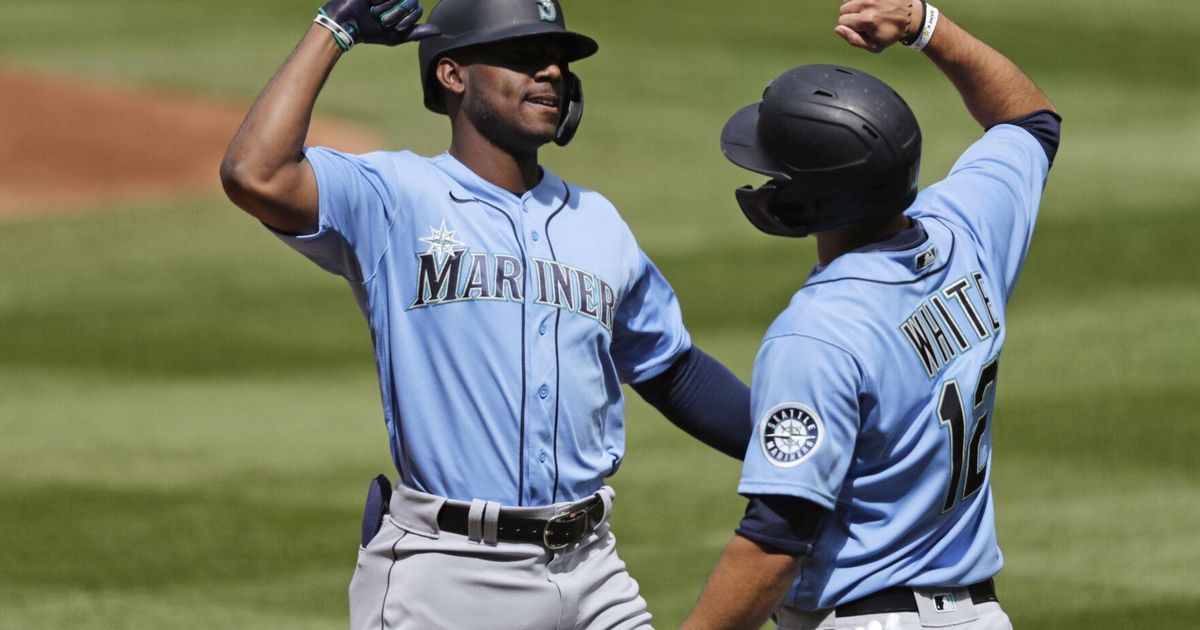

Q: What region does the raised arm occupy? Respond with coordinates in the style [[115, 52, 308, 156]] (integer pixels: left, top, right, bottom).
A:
[[835, 0, 1055, 128], [220, 26, 339, 235], [220, 0, 435, 235]]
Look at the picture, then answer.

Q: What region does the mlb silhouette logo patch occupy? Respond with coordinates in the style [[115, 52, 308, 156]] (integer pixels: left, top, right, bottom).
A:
[[932, 592, 957, 612], [915, 246, 937, 271]]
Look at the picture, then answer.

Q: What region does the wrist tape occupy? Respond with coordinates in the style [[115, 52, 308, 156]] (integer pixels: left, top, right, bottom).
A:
[[314, 9, 355, 51]]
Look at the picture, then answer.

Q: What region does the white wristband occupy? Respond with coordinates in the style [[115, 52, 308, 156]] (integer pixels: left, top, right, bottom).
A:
[[314, 11, 356, 50], [908, 3, 939, 51]]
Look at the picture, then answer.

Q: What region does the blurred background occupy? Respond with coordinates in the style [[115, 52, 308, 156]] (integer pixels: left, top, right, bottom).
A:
[[1, 0, 1198, 627]]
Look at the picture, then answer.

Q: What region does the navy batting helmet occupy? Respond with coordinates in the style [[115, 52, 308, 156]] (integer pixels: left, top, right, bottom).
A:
[[418, 0, 598, 146], [721, 65, 922, 237]]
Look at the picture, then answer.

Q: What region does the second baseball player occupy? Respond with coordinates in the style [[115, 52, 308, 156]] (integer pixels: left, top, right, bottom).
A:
[[683, 1, 1061, 628]]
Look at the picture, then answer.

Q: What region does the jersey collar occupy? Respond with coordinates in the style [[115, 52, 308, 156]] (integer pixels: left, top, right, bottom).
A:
[[431, 152, 568, 213], [805, 218, 952, 288]]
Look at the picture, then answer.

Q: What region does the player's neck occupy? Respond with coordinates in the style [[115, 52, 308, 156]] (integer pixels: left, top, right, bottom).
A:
[[449, 126, 541, 195], [815, 214, 913, 266]]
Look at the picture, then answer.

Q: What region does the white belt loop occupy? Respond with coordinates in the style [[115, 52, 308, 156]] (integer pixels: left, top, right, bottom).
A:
[[467, 499, 486, 543], [481, 500, 502, 545], [596, 486, 615, 525]]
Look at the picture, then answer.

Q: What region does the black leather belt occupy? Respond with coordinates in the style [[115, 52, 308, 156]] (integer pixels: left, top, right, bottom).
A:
[[436, 496, 605, 550], [836, 579, 998, 617]]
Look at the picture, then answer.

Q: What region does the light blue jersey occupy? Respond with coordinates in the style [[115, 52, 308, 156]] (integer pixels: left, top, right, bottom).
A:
[[738, 125, 1049, 609], [274, 148, 691, 506]]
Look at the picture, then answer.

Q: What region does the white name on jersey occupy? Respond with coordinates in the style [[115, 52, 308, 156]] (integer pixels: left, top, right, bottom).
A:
[[899, 271, 1001, 377]]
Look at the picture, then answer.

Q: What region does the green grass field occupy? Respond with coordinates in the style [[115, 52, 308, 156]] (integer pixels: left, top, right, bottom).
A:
[[2, 0, 1199, 627]]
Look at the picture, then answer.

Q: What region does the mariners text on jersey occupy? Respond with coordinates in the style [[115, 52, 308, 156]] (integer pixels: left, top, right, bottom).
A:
[[409, 245, 618, 331], [900, 270, 1002, 378]]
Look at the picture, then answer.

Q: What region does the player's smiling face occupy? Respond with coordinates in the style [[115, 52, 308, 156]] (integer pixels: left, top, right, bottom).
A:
[[451, 38, 567, 154]]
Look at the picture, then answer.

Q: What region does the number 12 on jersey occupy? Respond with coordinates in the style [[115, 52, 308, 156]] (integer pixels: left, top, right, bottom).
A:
[[938, 358, 1000, 513]]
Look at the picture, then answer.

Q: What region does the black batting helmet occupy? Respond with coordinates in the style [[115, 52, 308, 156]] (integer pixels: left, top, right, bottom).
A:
[[418, 0, 598, 145], [721, 65, 922, 237]]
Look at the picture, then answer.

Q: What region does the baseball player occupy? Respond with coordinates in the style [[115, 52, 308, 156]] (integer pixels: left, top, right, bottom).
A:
[[219, 0, 751, 628], [681, 2, 1061, 629]]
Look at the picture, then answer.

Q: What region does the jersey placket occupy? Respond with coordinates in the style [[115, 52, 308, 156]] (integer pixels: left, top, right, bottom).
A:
[[518, 191, 559, 506]]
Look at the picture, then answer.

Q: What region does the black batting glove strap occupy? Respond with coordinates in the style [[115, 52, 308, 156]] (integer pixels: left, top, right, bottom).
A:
[[315, 0, 436, 50]]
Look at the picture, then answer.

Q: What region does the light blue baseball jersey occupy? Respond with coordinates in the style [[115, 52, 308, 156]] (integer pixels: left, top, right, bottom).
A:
[[273, 148, 691, 506], [738, 125, 1049, 609]]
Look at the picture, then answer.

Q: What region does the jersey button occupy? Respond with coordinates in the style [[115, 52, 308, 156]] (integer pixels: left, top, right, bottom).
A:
[[538, 384, 549, 399], [538, 452, 548, 463], [531, 231, 539, 241], [538, 322, 547, 335]]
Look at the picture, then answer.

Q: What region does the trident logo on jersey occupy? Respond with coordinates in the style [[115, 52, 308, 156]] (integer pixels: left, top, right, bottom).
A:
[[410, 221, 618, 331]]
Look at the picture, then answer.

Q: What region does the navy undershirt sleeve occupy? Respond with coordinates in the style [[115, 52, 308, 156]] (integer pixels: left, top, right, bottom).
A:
[[996, 109, 1062, 168], [631, 346, 751, 460], [736, 494, 827, 557]]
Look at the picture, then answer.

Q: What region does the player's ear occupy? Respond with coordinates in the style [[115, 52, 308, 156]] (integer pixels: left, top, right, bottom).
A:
[[436, 57, 467, 101]]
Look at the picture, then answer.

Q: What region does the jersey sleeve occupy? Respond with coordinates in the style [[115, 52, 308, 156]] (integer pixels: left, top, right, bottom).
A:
[[609, 249, 692, 384], [269, 147, 408, 282], [913, 125, 1050, 299], [738, 334, 864, 509]]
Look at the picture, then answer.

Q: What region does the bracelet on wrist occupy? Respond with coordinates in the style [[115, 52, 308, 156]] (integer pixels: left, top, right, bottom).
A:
[[907, 2, 939, 51], [899, 0, 917, 47], [314, 9, 355, 51]]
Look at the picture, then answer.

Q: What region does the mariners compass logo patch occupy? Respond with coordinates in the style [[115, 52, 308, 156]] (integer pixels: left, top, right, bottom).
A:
[[419, 220, 467, 264], [759, 403, 823, 467]]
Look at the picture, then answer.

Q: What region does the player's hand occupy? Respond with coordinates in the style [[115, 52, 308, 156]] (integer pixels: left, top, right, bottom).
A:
[[834, 0, 920, 54], [319, 0, 440, 49]]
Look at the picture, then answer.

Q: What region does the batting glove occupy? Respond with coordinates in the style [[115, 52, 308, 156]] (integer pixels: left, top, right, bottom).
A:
[[315, 0, 440, 51]]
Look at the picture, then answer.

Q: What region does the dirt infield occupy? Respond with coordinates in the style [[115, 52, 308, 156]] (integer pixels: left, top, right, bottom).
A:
[[0, 65, 381, 220]]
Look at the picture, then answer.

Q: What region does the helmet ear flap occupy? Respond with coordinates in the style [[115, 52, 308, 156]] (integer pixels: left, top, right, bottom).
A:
[[735, 183, 803, 237], [554, 72, 584, 146]]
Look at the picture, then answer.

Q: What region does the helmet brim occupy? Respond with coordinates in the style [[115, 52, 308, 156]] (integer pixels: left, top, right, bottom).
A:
[[434, 27, 598, 63], [720, 103, 790, 182]]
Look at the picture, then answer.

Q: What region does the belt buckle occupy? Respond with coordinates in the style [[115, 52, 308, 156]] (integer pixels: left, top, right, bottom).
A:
[[543, 508, 589, 550]]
